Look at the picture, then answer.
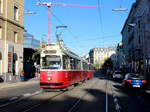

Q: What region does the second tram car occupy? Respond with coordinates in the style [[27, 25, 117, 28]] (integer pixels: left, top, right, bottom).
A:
[[40, 40, 94, 90]]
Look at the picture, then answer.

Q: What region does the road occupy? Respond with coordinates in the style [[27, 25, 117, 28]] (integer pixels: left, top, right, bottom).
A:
[[0, 73, 150, 112]]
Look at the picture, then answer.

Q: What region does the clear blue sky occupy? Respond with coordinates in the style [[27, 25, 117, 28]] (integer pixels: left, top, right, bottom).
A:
[[24, 0, 135, 55]]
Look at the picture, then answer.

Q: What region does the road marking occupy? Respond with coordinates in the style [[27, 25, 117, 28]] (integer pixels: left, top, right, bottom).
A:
[[23, 93, 31, 97], [31, 90, 42, 96], [23, 103, 41, 112], [105, 80, 108, 112], [110, 81, 122, 112], [9, 96, 18, 101]]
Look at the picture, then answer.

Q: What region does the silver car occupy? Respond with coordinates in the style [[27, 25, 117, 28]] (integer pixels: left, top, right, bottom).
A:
[[112, 71, 123, 79]]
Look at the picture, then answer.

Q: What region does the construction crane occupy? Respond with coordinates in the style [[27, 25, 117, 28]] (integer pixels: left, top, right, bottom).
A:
[[37, 2, 99, 45]]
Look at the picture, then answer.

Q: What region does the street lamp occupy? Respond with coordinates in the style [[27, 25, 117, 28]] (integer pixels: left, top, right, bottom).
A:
[[112, 8, 128, 11], [112, 0, 128, 11]]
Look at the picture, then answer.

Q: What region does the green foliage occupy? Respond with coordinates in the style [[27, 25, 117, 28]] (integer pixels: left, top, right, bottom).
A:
[[102, 58, 113, 68]]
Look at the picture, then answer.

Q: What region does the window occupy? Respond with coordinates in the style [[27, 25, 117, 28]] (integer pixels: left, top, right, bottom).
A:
[[0, 27, 2, 39], [63, 55, 70, 69], [139, 35, 141, 44], [14, 32, 18, 43], [138, 20, 140, 29], [41, 55, 61, 69], [14, 5, 19, 20]]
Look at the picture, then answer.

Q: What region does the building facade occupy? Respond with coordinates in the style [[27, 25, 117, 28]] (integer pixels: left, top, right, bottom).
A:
[[0, 0, 24, 81], [121, 0, 150, 80], [89, 46, 117, 69], [116, 42, 127, 69]]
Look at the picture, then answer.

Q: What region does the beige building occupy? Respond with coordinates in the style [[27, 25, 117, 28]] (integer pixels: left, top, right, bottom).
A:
[[0, 0, 24, 81], [89, 46, 117, 69]]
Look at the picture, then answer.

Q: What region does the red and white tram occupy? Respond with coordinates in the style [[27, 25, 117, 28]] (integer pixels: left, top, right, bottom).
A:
[[39, 40, 94, 90]]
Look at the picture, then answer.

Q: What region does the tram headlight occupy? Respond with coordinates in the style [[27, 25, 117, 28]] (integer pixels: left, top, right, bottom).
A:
[[47, 77, 51, 81]]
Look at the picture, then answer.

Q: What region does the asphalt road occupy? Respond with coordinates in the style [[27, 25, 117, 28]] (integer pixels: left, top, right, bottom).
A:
[[0, 73, 150, 112]]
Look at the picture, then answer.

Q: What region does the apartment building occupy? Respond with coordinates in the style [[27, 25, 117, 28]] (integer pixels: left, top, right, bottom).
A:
[[0, 0, 24, 81], [89, 46, 117, 69], [121, 0, 150, 80]]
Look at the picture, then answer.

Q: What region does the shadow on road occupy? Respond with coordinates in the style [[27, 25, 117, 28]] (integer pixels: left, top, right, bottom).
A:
[[0, 73, 150, 112]]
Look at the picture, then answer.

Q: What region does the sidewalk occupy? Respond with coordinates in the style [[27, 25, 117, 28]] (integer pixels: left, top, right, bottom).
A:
[[0, 77, 39, 89]]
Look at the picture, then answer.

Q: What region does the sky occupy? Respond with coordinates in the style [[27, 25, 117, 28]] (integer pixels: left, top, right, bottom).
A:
[[24, 0, 135, 55]]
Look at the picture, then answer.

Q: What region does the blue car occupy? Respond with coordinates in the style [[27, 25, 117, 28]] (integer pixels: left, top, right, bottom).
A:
[[122, 73, 147, 92]]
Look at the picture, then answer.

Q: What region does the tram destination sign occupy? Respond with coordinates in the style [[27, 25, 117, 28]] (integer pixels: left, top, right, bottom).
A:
[[43, 50, 56, 54]]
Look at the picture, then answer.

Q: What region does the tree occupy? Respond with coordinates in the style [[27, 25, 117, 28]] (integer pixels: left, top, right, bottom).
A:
[[102, 58, 113, 68]]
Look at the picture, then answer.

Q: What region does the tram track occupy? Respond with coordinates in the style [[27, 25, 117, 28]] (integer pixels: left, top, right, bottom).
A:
[[20, 82, 90, 112], [66, 78, 99, 112], [0, 90, 42, 108], [0, 78, 96, 112], [22, 79, 96, 112], [0, 90, 65, 112]]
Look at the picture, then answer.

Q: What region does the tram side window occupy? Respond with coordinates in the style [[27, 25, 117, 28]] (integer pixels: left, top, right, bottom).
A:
[[83, 62, 88, 70], [70, 58, 79, 70], [77, 60, 81, 70], [63, 55, 70, 69], [70, 58, 75, 69], [74, 59, 78, 70]]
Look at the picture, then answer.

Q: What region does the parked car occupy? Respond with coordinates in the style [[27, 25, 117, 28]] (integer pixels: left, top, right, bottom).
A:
[[122, 73, 147, 92], [112, 71, 123, 79]]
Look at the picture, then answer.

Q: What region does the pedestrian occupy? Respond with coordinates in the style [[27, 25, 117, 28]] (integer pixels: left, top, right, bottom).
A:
[[20, 70, 25, 81]]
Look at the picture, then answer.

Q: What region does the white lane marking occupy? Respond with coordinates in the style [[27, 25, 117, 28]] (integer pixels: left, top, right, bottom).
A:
[[116, 103, 121, 111], [23, 93, 31, 97], [106, 80, 108, 112], [0, 91, 42, 108], [31, 90, 42, 96], [9, 96, 18, 101], [110, 81, 122, 112]]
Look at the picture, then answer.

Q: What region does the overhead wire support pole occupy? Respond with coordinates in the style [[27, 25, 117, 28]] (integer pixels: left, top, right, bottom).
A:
[[48, 5, 51, 45]]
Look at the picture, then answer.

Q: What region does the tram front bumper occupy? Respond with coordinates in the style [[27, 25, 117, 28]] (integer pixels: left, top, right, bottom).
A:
[[40, 82, 64, 88]]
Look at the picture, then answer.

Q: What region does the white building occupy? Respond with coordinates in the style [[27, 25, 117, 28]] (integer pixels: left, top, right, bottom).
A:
[[89, 46, 117, 69]]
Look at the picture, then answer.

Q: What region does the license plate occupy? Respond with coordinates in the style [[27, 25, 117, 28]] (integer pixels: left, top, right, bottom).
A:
[[133, 85, 140, 88]]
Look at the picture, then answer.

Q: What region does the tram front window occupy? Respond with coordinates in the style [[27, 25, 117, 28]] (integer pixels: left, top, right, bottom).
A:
[[42, 56, 61, 69]]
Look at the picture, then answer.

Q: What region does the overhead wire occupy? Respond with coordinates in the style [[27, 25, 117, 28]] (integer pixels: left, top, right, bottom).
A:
[[65, 34, 120, 43], [36, 0, 81, 52], [35, 0, 118, 54], [97, 0, 104, 47]]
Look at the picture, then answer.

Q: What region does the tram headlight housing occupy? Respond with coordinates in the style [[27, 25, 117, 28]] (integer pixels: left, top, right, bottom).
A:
[[47, 77, 51, 81]]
